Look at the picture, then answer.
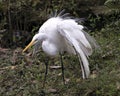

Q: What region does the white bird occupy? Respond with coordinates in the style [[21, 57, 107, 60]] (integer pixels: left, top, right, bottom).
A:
[[23, 10, 98, 83]]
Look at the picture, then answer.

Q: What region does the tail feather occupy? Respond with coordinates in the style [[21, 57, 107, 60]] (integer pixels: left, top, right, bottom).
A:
[[72, 39, 90, 79]]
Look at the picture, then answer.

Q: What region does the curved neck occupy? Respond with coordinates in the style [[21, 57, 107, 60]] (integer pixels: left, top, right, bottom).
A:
[[38, 33, 47, 41], [32, 32, 47, 42]]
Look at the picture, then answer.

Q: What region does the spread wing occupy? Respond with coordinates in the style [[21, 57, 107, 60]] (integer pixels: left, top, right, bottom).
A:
[[57, 19, 98, 79]]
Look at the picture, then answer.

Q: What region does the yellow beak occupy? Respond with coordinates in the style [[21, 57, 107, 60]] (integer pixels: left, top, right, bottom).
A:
[[23, 40, 35, 52]]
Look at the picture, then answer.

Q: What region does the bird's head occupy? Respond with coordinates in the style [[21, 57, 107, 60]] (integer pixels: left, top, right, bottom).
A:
[[22, 33, 43, 52]]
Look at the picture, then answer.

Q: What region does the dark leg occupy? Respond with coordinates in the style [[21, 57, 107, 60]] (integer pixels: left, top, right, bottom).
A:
[[43, 59, 49, 88], [59, 53, 65, 84]]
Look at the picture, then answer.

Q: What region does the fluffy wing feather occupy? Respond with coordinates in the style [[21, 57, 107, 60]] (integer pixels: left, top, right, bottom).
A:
[[58, 19, 93, 57], [57, 26, 90, 79], [57, 19, 97, 78]]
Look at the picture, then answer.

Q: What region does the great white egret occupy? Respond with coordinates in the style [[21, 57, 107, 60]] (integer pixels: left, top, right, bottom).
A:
[[23, 10, 98, 84]]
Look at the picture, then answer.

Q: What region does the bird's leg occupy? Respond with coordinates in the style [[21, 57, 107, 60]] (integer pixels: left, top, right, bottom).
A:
[[59, 53, 65, 84], [43, 58, 49, 88]]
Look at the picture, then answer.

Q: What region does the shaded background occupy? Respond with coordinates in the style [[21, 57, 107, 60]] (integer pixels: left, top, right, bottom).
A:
[[1, 0, 119, 48]]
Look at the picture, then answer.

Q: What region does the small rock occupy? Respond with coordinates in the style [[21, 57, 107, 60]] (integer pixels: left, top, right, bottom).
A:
[[58, 73, 62, 76], [65, 78, 70, 83], [116, 82, 120, 90], [48, 88, 57, 93]]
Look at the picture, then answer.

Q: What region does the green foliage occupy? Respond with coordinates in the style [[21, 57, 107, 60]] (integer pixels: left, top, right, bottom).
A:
[[0, 0, 107, 48], [104, 0, 120, 15]]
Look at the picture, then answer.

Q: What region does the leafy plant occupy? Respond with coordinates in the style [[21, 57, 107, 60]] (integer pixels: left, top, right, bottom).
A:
[[104, 0, 120, 15]]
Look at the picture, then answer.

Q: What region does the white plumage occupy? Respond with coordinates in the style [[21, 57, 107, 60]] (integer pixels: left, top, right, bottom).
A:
[[23, 11, 98, 79]]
